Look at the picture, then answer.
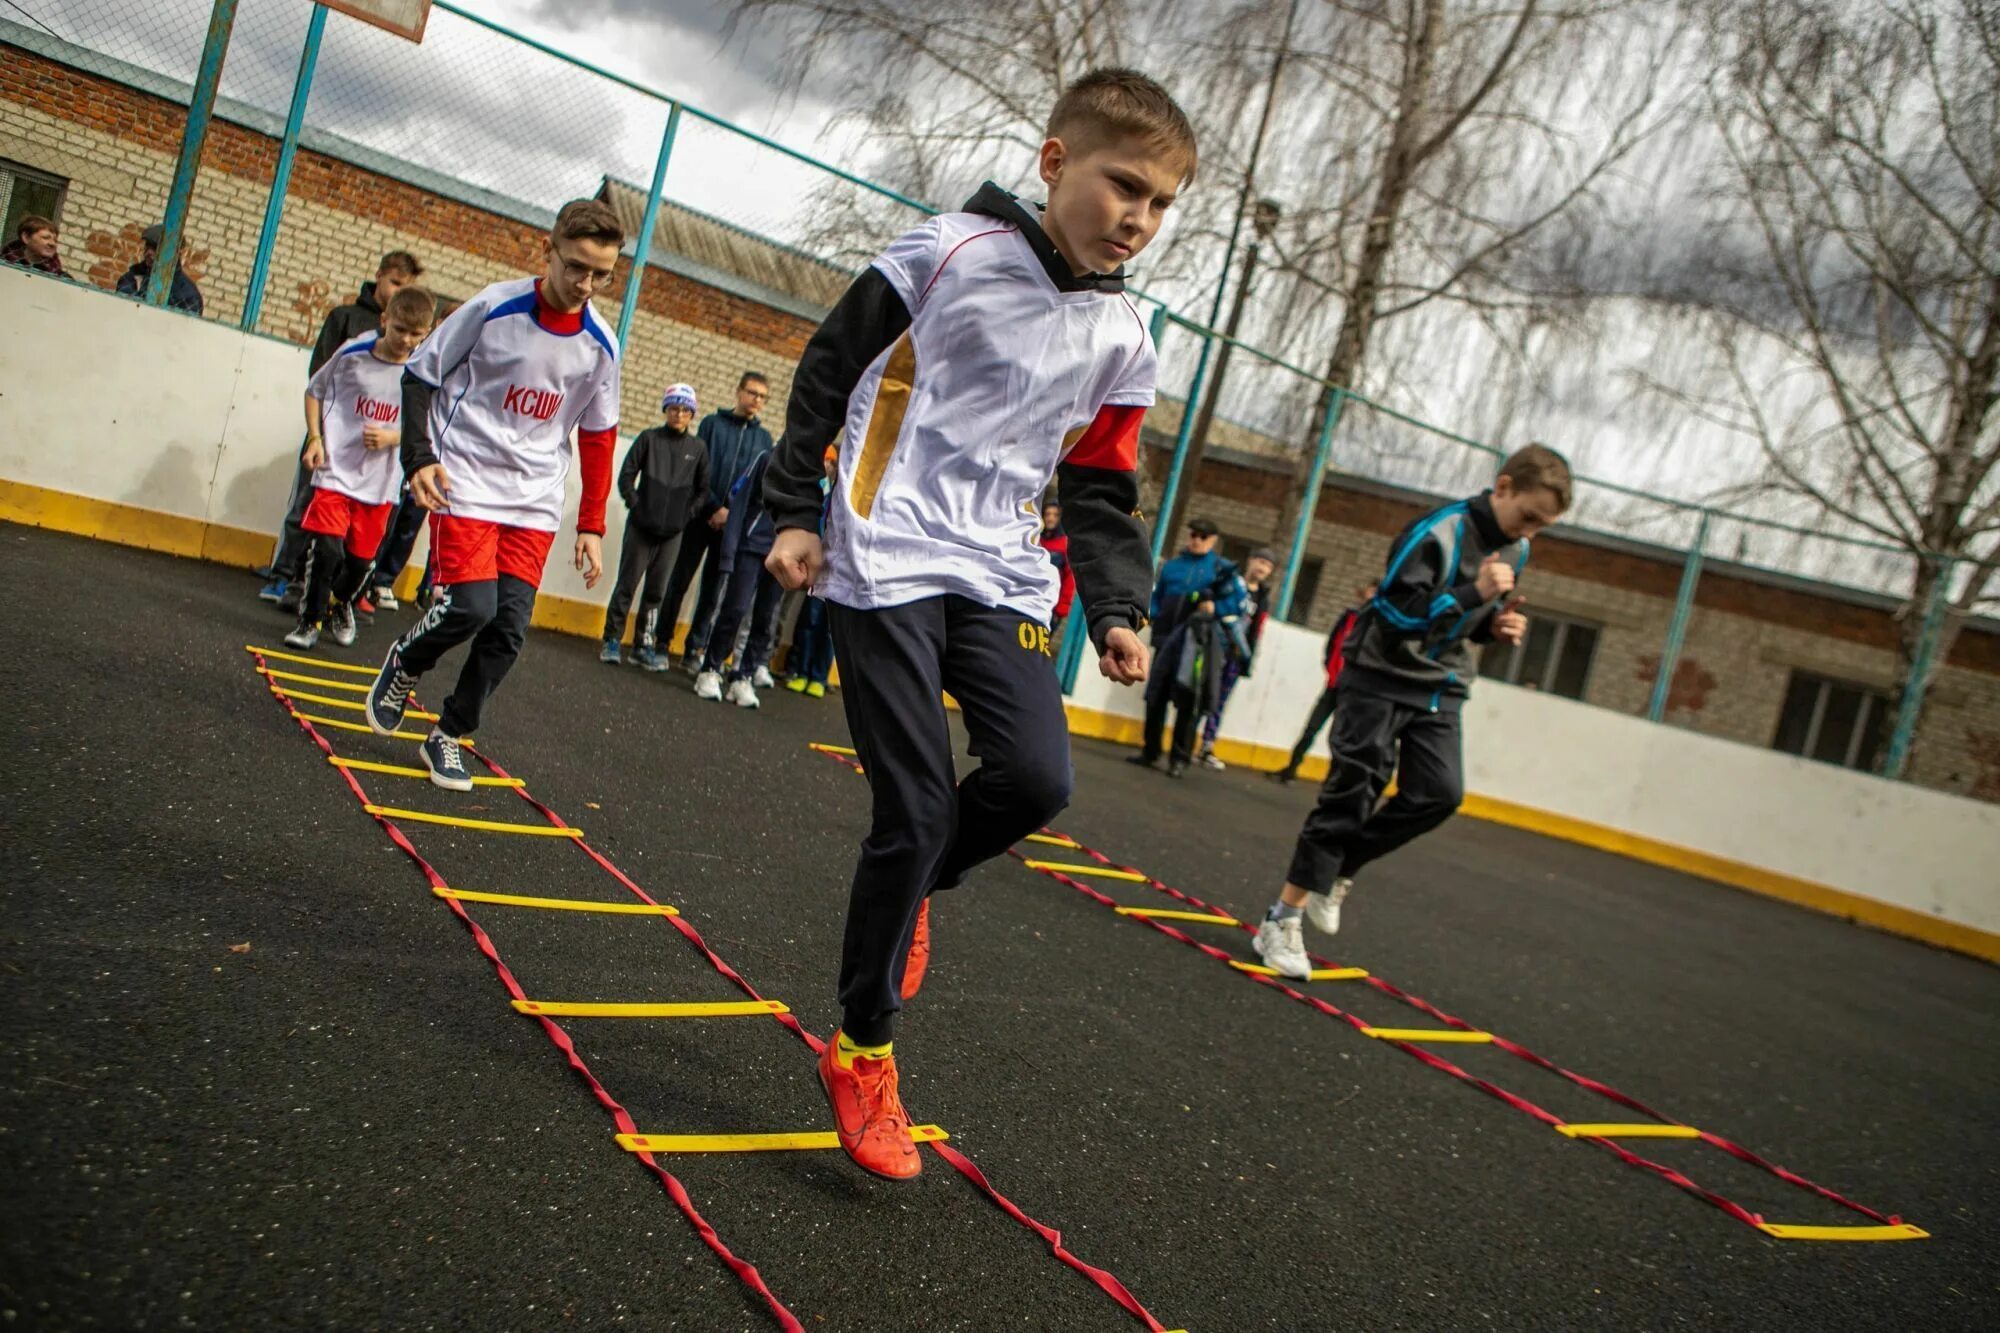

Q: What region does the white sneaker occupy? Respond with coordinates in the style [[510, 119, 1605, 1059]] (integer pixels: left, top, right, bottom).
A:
[[373, 588, 399, 611], [725, 677, 760, 709], [693, 670, 723, 701], [752, 665, 775, 689], [1252, 916, 1312, 980], [1199, 751, 1226, 771], [328, 601, 358, 647], [1304, 878, 1351, 935]]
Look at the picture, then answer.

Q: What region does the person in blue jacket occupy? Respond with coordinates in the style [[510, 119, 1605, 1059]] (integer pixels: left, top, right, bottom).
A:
[[1130, 517, 1247, 776], [692, 450, 784, 708]]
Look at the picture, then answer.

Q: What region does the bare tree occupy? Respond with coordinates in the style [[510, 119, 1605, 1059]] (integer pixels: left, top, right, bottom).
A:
[[1681, 0, 2000, 772]]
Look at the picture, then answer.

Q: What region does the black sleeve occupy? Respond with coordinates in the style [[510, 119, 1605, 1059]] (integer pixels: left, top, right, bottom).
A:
[[1370, 534, 1483, 642], [401, 370, 438, 477], [688, 444, 712, 525], [619, 433, 648, 508], [308, 309, 347, 374], [764, 267, 912, 533], [1054, 461, 1152, 652]]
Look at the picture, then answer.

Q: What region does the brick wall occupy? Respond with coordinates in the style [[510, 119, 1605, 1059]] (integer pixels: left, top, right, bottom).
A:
[[6, 38, 1996, 804]]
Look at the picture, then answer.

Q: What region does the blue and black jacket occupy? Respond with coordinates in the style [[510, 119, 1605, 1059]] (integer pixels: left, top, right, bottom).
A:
[[1342, 491, 1526, 711], [698, 409, 775, 511], [718, 452, 778, 568]]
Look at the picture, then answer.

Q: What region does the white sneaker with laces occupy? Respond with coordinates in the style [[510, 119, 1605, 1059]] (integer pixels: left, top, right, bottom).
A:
[[1199, 751, 1226, 771], [328, 601, 358, 647], [1252, 916, 1312, 980], [726, 677, 760, 709], [1304, 878, 1351, 935], [693, 670, 724, 701], [752, 665, 775, 689]]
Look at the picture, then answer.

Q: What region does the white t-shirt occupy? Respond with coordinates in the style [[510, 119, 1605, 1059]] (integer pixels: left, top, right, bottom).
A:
[[306, 332, 409, 507], [405, 277, 621, 533], [817, 212, 1157, 624]]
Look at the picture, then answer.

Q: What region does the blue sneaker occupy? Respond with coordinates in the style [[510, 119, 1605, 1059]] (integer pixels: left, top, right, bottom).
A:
[[259, 578, 288, 603], [600, 639, 622, 665], [366, 644, 419, 736], [634, 645, 667, 672], [421, 728, 474, 792]]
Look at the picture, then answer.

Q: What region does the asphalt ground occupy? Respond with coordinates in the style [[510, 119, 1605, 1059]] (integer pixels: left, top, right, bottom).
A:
[[2, 519, 1997, 1332]]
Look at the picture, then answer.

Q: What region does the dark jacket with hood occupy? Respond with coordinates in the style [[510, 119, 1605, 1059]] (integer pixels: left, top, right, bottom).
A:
[[760, 181, 1153, 652], [309, 280, 389, 374], [1341, 490, 1527, 711], [618, 424, 710, 542], [719, 452, 778, 568]]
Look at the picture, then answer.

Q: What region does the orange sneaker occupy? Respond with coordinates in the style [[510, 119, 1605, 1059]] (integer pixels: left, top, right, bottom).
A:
[[900, 899, 931, 1000], [818, 1034, 922, 1181]]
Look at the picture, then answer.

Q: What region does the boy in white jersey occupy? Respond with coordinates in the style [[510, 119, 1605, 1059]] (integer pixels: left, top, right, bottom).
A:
[[363, 199, 624, 791], [285, 286, 435, 651], [763, 69, 1196, 1181]]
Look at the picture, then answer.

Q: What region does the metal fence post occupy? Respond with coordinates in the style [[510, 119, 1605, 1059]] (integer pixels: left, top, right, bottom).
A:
[[241, 3, 326, 333], [1882, 555, 1953, 780], [1276, 388, 1346, 620], [148, 0, 239, 310], [615, 102, 682, 351], [1151, 334, 1214, 562], [1647, 507, 1710, 723]]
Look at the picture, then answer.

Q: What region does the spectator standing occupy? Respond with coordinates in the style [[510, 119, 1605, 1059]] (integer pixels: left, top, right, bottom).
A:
[[1196, 545, 1275, 768], [1040, 499, 1075, 653], [1129, 517, 1246, 776], [659, 372, 775, 669], [601, 384, 710, 669]]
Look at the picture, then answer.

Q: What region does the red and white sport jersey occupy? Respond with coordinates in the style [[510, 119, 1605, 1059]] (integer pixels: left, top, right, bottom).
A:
[[405, 277, 621, 533], [818, 212, 1157, 624], [305, 332, 408, 506]]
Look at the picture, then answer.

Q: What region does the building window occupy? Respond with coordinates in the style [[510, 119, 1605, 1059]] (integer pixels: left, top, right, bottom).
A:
[[1772, 671, 1890, 772], [0, 159, 67, 248], [1480, 612, 1599, 700]]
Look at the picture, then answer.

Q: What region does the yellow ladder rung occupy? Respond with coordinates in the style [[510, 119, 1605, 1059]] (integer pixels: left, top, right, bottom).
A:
[[1230, 961, 1370, 980], [1024, 833, 1080, 848], [1757, 1222, 1929, 1242], [1026, 860, 1149, 882], [1359, 1027, 1494, 1043], [259, 667, 373, 693], [363, 805, 578, 837], [1556, 1123, 1701, 1140], [295, 712, 451, 744], [246, 644, 380, 675], [617, 1124, 948, 1153], [513, 999, 788, 1018], [277, 688, 439, 721], [1115, 907, 1242, 926], [331, 757, 520, 786], [436, 887, 676, 916], [808, 742, 858, 756]]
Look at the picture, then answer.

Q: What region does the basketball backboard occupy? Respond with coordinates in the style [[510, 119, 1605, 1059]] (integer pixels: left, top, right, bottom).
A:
[[320, 0, 432, 43]]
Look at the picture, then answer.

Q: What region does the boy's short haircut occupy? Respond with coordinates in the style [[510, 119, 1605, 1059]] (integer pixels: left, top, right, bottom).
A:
[[553, 198, 625, 248], [385, 285, 436, 325], [1498, 443, 1573, 511], [17, 213, 54, 240], [378, 249, 423, 278], [739, 370, 769, 389], [1046, 68, 1199, 185]]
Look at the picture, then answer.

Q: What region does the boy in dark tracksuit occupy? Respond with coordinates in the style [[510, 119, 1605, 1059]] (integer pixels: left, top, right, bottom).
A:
[[1252, 445, 1571, 980], [760, 70, 1196, 1181], [692, 452, 784, 707], [602, 385, 710, 669]]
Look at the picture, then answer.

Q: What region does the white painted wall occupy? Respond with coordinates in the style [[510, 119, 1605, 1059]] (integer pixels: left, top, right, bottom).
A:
[[3, 267, 1994, 941]]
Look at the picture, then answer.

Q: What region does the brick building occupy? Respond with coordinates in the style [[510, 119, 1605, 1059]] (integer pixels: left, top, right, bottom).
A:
[[3, 25, 1995, 803]]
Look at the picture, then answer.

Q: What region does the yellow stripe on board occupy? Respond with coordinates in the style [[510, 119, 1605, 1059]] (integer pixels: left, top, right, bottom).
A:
[[1556, 1123, 1701, 1140], [259, 668, 373, 694], [294, 712, 446, 744], [1024, 833, 1081, 848], [362, 805, 579, 837], [245, 644, 381, 675], [513, 999, 788, 1018], [617, 1124, 949, 1154], [1229, 961, 1370, 981], [330, 757, 521, 787], [1359, 1027, 1494, 1044], [808, 742, 858, 756], [1024, 860, 1150, 882], [277, 688, 439, 721], [1114, 907, 1243, 927], [435, 887, 677, 916], [1757, 1222, 1929, 1242]]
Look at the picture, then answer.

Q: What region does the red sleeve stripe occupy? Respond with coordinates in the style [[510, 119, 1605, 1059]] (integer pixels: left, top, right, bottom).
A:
[[1063, 404, 1144, 472]]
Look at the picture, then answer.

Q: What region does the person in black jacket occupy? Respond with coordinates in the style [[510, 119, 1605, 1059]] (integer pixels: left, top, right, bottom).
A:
[[115, 223, 203, 313], [1251, 445, 1569, 980], [260, 251, 425, 605], [601, 385, 710, 669], [658, 372, 775, 669]]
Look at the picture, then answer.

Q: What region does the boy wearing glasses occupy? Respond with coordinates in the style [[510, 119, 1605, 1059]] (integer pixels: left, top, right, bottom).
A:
[[363, 199, 624, 790]]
